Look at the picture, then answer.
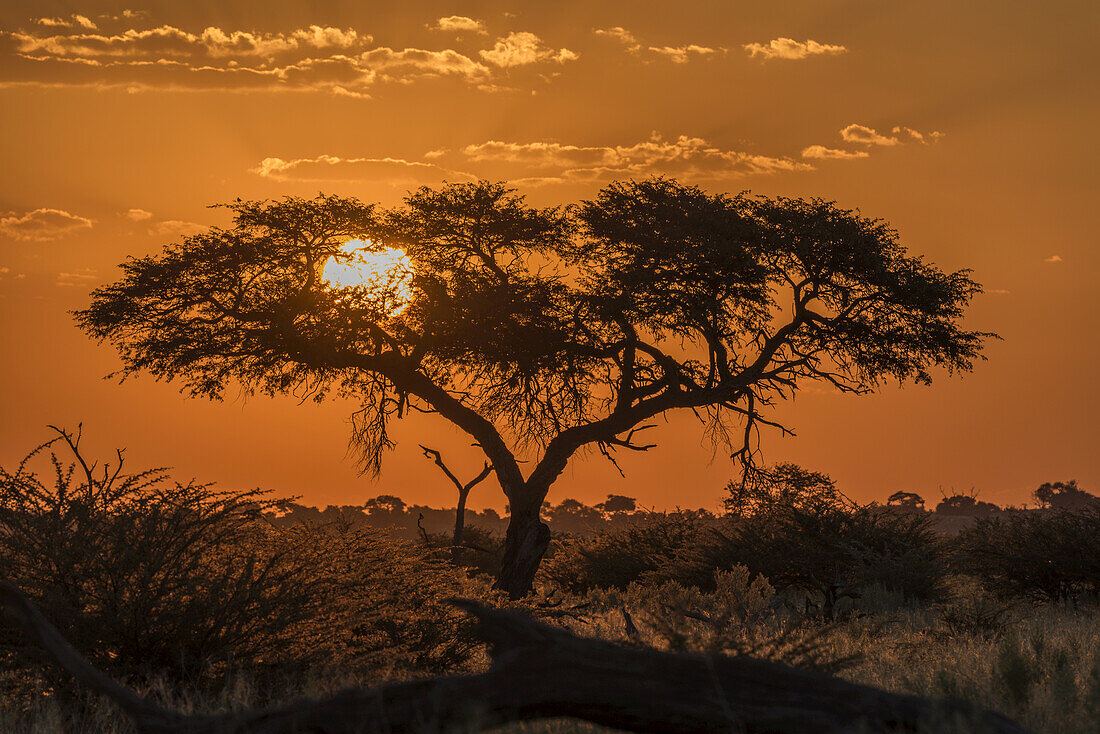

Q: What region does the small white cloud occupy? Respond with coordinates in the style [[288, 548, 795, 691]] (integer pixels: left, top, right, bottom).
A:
[[647, 45, 718, 64], [34, 14, 97, 29], [840, 124, 900, 146], [801, 145, 869, 160], [480, 32, 578, 67], [431, 16, 487, 35], [744, 38, 846, 61], [594, 26, 640, 52], [1044, 255, 1063, 263], [149, 220, 207, 237], [841, 124, 942, 147], [57, 269, 98, 287], [0, 208, 93, 241], [124, 208, 154, 221], [988, 289, 1011, 295]]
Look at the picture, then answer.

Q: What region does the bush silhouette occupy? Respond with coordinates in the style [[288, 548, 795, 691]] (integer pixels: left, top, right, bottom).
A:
[[0, 428, 320, 686], [956, 508, 1100, 603]]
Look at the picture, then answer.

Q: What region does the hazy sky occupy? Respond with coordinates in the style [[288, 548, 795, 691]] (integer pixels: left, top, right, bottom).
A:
[[1, 1, 1097, 512]]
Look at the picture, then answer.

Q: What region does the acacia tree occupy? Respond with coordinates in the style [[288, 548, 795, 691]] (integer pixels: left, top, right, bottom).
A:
[[76, 178, 991, 597]]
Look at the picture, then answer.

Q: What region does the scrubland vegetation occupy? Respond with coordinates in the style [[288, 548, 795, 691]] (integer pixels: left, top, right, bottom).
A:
[[2, 433, 1098, 732]]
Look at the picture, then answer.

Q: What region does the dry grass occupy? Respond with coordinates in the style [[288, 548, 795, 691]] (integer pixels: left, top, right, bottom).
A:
[[4, 583, 1100, 733]]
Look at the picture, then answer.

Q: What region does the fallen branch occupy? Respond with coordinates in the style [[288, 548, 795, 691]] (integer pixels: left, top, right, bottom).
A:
[[0, 582, 1031, 734]]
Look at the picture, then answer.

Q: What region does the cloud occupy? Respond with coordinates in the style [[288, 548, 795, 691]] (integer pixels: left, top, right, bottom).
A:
[[57, 268, 98, 286], [13, 24, 366, 60], [647, 45, 718, 64], [479, 32, 578, 67], [595, 28, 719, 63], [456, 132, 811, 183], [988, 289, 1011, 294], [35, 15, 97, 30], [358, 47, 489, 82], [593, 26, 640, 52], [124, 208, 153, 221], [744, 38, 846, 61], [800, 124, 942, 163], [149, 220, 207, 237], [840, 124, 943, 146], [1044, 255, 1063, 263], [431, 16, 487, 35], [801, 145, 869, 160], [0, 208, 93, 241], [1, 18, 549, 95], [253, 154, 476, 184]]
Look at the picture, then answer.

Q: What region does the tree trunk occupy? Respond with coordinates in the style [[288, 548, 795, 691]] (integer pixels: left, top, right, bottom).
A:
[[495, 491, 551, 599], [452, 487, 470, 565]]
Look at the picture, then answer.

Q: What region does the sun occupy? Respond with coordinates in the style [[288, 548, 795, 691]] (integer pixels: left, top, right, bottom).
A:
[[322, 240, 414, 312]]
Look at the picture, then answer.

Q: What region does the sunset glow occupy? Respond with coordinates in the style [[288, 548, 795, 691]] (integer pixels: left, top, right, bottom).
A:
[[322, 240, 414, 311], [0, 2, 1095, 515]]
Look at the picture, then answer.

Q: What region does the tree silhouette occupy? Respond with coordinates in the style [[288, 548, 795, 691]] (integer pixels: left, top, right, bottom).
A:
[[886, 490, 926, 511], [76, 179, 992, 597], [596, 494, 637, 514], [725, 463, 851, 518], [935, 490, 1000, 517], [1033, 480, 1097, 512]]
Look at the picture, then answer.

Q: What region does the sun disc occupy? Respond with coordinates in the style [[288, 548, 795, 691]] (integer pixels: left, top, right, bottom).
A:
[[322, 240, 414, 312]]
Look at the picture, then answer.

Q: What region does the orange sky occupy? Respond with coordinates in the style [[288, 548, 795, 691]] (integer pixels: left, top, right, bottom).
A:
[[1, 1, 1097, 512]]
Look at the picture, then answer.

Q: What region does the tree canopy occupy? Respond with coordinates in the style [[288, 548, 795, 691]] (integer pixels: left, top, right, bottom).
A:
[[76, 178, 993, 596]]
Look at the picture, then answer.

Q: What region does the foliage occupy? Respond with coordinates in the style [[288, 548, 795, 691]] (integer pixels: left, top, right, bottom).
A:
[[955, 508, 1100, 603]]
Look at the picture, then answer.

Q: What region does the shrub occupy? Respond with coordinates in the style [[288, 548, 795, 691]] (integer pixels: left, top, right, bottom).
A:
[[699, 503, 948, 604], [0, 428, 321, 686], [955, 508, 1100, 603], [280, 522, 488, 678], [0, 428, 489, 690], [538, 512, 711, 593]]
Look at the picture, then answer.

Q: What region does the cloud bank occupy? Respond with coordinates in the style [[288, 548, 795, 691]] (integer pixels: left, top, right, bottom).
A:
[[1, 15, 576, 95], [254, 154, 476, 184], [0, 208, 93, 240]]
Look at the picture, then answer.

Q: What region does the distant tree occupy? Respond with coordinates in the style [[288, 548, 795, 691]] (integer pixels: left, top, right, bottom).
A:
[[76, 179, 992, 597], [545, 498, 606, 534], [596, 494, 637, 514], [1033, 480, 1098, 512], [886, 491, 926, 511], [934, 490, 1000, 517], [364, 494, 407, 516], [725, 463, 852, 518]]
